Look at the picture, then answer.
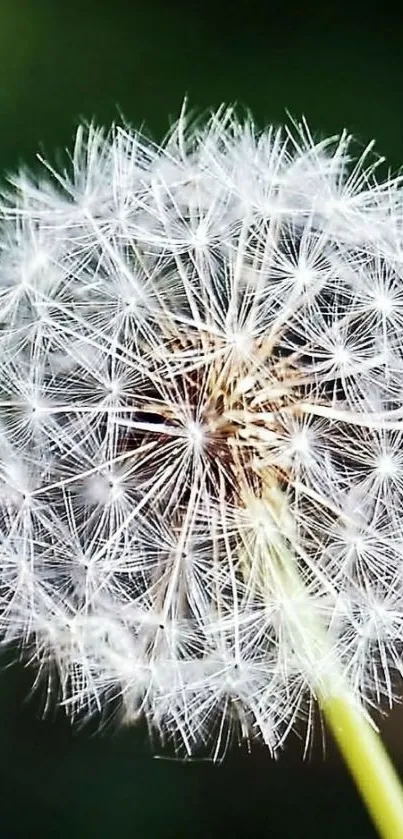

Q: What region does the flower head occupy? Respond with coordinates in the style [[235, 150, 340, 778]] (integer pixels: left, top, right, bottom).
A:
[[1, 107, 403, 757]]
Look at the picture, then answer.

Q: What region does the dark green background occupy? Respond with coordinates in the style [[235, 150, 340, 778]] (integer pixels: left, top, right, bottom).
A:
[[0, 1, 401, 836]]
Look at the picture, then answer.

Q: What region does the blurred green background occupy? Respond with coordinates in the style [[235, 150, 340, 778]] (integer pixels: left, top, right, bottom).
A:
[[1, 0, 403, 170], [0, 0, 402, 836]]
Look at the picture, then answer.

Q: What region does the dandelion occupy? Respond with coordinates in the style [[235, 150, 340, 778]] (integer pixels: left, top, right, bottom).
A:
[[2, 105, 403, 836]]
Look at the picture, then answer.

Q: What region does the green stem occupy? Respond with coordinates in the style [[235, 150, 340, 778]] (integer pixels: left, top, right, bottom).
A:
[[322, 695, 403, 839], [243, 489, 403, 838]]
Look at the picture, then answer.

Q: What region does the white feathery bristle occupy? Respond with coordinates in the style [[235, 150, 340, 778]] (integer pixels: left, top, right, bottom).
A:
[[1, 107, 403, 757]]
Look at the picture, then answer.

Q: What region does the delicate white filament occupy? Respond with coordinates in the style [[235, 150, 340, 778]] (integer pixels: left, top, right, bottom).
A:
[[1, 108, 403, 758]]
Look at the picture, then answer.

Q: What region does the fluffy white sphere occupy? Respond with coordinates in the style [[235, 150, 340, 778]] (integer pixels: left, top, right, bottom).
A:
[[1, 108, 403, 757]]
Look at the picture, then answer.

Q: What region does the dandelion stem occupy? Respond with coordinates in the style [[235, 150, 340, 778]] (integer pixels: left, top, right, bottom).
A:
[[322, 695, 403, 839], [282, 552, 403, 838], [245, 488, 403, 838], [279, 548, 403, 839], [283, 556, 403, 838]]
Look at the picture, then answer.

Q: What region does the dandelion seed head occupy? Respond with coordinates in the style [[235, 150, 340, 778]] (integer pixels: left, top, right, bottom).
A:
[[1, 106, 403, 758]]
